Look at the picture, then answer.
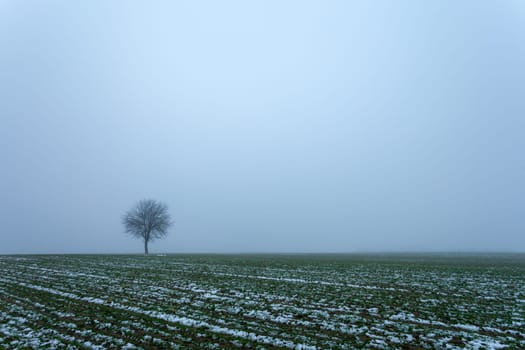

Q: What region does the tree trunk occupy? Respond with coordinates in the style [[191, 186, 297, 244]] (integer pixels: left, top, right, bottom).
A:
[[144, 240, 149, 256]]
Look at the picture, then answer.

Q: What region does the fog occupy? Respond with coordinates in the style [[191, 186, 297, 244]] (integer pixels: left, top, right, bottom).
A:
[[1, 1, 524, 254]]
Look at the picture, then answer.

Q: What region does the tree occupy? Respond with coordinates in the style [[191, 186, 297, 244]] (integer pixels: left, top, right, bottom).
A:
[[123, 199, 172, 255]]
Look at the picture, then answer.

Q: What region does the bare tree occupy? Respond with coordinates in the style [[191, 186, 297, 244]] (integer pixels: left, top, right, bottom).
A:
[[123, 199, 172, 255]]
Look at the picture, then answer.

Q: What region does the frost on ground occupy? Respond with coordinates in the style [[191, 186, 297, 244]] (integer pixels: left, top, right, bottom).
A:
[[0, 254, 524, 349]]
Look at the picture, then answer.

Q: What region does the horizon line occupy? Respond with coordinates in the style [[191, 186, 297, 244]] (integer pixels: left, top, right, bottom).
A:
[[2, 251, 525, 256]]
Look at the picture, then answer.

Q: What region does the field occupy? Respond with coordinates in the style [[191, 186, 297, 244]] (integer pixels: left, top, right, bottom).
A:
[[0, 254, 524, 349]]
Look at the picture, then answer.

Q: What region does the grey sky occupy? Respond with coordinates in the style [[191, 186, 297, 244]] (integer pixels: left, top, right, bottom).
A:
[[1, 1, 524, 254]]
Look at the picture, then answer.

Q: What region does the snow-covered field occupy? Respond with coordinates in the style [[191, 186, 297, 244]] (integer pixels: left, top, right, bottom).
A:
[[0, 254, 523, 349]]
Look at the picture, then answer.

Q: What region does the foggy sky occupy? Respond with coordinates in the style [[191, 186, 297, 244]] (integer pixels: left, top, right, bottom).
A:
[[1, 1, 524, 254]]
